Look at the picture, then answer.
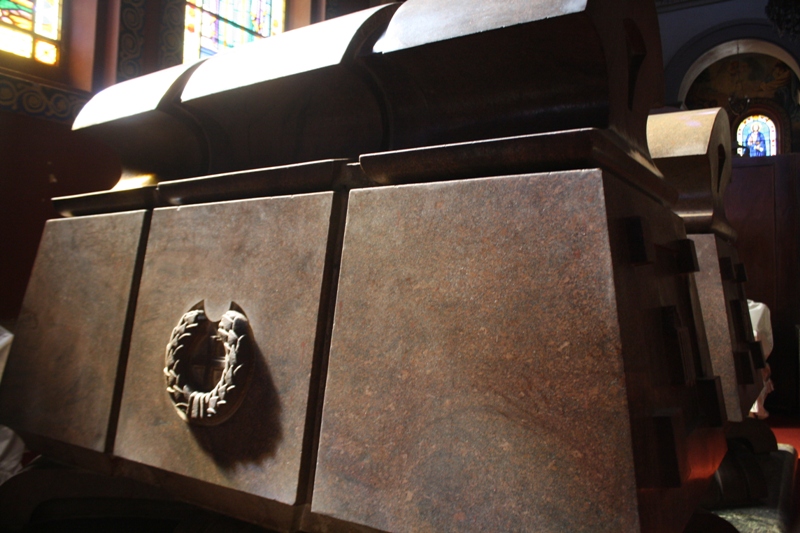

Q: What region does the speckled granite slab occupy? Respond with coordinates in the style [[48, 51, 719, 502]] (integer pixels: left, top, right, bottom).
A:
[[115, 193, 333, 510], [313, 168, 727, 533], [692, 234, 764, 422], [314, 171, 640, 532], [0, 211, 147, 453], [692, 234, 741, 422]]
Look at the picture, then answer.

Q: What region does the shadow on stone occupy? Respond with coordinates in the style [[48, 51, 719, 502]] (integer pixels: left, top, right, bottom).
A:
[[188, 341, 283, 468]]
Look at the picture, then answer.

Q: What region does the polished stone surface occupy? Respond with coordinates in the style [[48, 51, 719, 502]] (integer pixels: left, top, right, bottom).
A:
[[692, 234, 757, 423], [648, 108, 734, 238], [115, 193, 332, 507], [358, 129, 675, 206], [648, 107, 761, 422], [601, 170, 727, 533], [314, 171, 641, 532], [717, 237, 765, 417], [0, 211, 147, 452]]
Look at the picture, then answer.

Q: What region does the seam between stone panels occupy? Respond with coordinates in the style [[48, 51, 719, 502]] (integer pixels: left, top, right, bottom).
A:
[[295, 190, 350, 509], [105, 209, 152, 455]]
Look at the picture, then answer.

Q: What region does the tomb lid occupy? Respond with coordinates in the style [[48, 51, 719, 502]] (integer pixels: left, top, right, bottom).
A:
[[73, 62, 200, 129], [647, 108, 734, 237], [648, 108, 730, 159], [71, 60, 207, 187], [364, 0, 664, 163], [373, 0, 587, 53], [68, 0, 665, 191], [181, 4, 398, 102]]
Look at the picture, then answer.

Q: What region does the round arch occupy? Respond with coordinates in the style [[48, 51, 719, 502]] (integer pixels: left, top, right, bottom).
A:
[[664, 20, 800, 105], [678, 39, 800, 104]]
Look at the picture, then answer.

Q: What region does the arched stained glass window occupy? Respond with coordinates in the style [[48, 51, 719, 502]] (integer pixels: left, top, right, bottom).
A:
[[184, 0, 285, 63], [737, 114, 778, 157], [0, 0, 62, 65]]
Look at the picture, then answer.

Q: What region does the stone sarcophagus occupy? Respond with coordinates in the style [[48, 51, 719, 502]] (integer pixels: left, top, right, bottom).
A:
[[0, 1, 730, 532], [647, 109, 765, 423]]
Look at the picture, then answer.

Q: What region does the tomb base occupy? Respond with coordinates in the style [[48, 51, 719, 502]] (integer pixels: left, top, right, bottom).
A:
[[313, 134, 727, 533]]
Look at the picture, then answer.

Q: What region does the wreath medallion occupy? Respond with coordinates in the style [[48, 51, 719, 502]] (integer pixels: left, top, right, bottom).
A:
[[164, 301, 254, 425]]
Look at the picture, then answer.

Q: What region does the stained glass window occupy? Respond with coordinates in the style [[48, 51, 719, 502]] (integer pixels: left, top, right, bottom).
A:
[[736, 115, 778, 157], [0, 0, 62, 65], [184, 0, 285, 63]]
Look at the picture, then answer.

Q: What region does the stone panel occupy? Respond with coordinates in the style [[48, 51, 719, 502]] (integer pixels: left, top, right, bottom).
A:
[[314, 171, 640, 533], [115, 193, 332, 506], [0, 211, 147, 452]]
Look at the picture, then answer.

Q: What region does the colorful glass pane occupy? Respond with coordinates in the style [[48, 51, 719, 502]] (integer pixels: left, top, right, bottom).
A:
[[184, 4, 201, 58], [0, 0, 60, 64], [0, 23, 31, 57], [34, 0, 61, 40], [0, 12, 31, 31], [183, 0, 284, 63], [33, 37, 55, 63], [736, 115, 778, 157], [0, 1, 33, 30]]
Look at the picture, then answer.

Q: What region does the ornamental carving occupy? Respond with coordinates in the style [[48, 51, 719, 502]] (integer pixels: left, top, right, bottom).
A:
[[0, 73, 89, 124], [164, 301, 254, 425]]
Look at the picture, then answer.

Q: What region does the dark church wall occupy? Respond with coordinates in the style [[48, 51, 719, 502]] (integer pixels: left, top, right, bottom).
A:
[[658, 0, 776, 104], [325, 0, 371, 19], [0, 112, 119, 321], [726, 155, 800, 414], [0, 0, 176, 323]]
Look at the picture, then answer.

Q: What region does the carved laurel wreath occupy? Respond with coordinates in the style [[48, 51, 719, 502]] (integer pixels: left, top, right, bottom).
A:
[[164, 303, 253, 425]]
